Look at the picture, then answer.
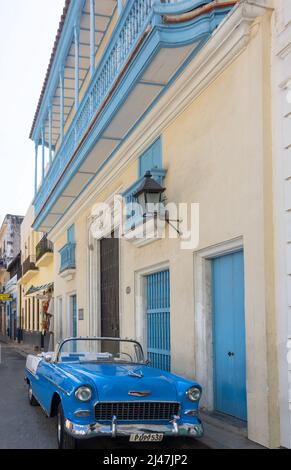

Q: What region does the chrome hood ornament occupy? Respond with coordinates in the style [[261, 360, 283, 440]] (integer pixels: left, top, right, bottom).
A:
[[128, 390, 151, 397]]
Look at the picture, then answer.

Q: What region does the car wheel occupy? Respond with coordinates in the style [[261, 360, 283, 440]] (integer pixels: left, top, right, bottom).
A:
[[28, 384, 39, 406], [57, 404, 77, 449]]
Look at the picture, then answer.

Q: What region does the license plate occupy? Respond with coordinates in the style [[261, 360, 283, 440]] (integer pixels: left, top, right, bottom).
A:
[[130, 433, 164, 442]]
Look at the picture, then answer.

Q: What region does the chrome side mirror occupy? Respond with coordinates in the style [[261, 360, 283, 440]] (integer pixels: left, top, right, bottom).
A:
[[145, 359, 151, 366]]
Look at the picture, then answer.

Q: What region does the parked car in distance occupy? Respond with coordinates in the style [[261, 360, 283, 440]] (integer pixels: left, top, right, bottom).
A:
[[25, 337, 203, 448]]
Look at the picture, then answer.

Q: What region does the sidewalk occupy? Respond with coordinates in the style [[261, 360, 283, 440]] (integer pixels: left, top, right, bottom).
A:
[[0, 338, 266, 450], [0, 335, 37, 358], [199, 411, 266, 449]]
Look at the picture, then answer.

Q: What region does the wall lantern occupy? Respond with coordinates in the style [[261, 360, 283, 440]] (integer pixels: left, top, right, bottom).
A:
[[133, 171, 181, 235], [133, 171, 165, 217]]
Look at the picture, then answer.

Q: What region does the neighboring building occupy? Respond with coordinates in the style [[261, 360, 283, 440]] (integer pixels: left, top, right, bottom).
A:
[[18, 205, 54, 350], [28, 0, 289, 448], [5, 253, 22, 341], [0, 214, 23, 337], [0, 214, 23, 288], [271, 0, 291, 450]]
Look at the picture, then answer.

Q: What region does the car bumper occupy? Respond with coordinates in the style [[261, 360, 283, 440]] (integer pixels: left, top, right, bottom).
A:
[[65, 418, 204, 440]]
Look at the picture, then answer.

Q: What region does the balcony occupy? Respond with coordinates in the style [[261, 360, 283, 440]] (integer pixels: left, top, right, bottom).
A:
[[32, 0, 235, 232], [36, 235, 54, 268], [22, 256, 39, 284], [59, 242, 76, 280]]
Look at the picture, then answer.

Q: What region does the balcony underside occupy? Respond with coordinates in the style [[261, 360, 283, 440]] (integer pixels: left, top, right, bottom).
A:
[[22, 270, 38, 285], [35, 252, 53, 268], [33, 8, 231, 232]]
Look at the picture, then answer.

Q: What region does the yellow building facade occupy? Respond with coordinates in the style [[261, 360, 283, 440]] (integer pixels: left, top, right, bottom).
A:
[[28, 0, 285, 449], [19, 205, 54, 349]]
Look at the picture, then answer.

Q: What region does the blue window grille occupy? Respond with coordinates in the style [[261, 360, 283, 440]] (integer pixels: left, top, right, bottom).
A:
[[146, 270, 171, 371]]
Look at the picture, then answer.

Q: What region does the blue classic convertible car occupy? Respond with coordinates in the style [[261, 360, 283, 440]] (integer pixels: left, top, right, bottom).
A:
[[25, 337, 203, 448]]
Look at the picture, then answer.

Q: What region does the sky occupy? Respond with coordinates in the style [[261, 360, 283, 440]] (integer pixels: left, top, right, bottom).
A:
[[0, 0, 65, 226]]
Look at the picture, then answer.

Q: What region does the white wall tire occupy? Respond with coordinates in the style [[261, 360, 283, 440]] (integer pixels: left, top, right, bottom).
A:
[[57, 404, 77, 449], [28, 384, 39, 406]]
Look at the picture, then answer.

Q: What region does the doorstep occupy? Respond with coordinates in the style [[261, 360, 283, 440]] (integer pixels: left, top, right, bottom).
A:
[[199, 410, 266, 449]]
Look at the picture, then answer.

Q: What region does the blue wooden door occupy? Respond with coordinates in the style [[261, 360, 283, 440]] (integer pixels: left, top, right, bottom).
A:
[[146, 270, 170, 371], [212, 251, 247, 421]]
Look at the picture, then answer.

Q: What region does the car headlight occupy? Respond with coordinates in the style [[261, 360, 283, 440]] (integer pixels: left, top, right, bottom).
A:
[[186, 386, 201, 402], [75, 386, 92, 402]]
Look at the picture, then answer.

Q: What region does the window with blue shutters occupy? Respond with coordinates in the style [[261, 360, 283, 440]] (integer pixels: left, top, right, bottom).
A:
[[59, 224, 76, 273], [123, 138, 166, 231], [67, 224, 75, 243], [139, 138, 162, 177]]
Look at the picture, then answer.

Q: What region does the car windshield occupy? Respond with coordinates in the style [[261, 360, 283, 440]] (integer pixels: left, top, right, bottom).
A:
[[57, 338, 145, 365]]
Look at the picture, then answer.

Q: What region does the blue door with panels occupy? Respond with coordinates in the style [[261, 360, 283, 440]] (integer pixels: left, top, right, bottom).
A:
[[146, 270, 171, 371], [212, 250, 247, 421]]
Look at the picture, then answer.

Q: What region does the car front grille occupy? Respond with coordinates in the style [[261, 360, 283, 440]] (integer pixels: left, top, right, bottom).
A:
[[94, 401, 180, 422]]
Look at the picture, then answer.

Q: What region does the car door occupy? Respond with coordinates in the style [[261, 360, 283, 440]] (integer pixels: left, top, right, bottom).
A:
[[33, 360, 59, 413]]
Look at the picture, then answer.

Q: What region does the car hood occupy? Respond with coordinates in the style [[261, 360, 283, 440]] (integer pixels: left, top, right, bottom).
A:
[[57, 363, 178, 401]]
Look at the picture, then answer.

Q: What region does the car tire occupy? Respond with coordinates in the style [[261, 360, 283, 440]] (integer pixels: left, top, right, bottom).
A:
[[28, 384, 39, 406], [57, 404, 77, 449]]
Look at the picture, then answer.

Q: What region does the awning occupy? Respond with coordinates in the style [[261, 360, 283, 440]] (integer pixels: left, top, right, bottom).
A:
[[25, 283, 54, 296]]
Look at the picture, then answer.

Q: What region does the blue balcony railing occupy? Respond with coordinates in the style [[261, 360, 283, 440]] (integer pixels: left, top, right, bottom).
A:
[[34, 0, 224, 220], [35, 0, 156, 216], [59, 242, 76, 273]]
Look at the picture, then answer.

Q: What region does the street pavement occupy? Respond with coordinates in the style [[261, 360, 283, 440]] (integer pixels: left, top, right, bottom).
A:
[[0, 343, 209, 450]]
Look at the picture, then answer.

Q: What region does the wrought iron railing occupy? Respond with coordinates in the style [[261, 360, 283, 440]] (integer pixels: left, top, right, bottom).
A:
[[36, 235, 54, 262], [59, 242, 76, 273], [23, 256, 38, 276]]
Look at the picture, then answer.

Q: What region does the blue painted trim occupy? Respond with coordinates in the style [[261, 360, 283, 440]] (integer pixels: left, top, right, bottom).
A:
[[154, 0, 211, 15], [33, 6, 232, 229], [118, 0, 123, 16], [74, 23, 80, 111]]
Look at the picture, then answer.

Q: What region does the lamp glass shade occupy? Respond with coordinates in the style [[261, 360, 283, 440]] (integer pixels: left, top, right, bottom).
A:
[[136, 192, 146, 215], [145, 191, 162, 213]]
